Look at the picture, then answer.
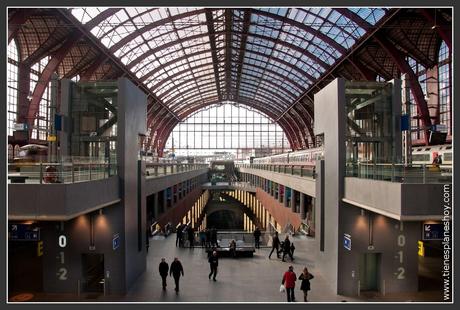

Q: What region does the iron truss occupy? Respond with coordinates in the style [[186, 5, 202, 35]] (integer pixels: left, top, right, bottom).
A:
[[8, 7, 451, 151]]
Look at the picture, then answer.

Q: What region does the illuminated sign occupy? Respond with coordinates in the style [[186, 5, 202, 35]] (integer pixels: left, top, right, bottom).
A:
[[422, 223, 443, 240], [343, 234, 351, 251], [8, 224, 40, 241], [113, 233, 120, 250]]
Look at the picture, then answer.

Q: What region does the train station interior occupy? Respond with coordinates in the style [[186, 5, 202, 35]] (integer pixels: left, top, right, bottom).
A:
[[6, 5, 454, 304]]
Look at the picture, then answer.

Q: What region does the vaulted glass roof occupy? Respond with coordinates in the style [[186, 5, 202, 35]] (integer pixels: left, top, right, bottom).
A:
[[70, 7, 389, 119]]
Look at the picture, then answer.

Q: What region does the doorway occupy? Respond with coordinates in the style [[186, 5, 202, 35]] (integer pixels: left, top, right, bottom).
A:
[[359, 253, 381, 293], [81, 253, 104, 293]]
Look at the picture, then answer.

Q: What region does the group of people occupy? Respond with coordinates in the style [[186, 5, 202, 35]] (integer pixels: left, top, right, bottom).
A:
[[269, 232, 295, 262], [158, 230, 314, 302], [158, 251, 220, 293], [176, 225, 219, 248], [282, 265, 314, 302], [175, 224, 196, 248]]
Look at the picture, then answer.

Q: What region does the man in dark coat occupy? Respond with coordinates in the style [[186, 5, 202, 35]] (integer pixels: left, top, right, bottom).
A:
[[176, 224, 183, 247], [158, 258, 169, 290], [208, 251, 219, 281], [253, 227, 262, 249], [269, 231, 280, 259], [205, 228, 211, 248], [282, 235, 294, 262], [169, 257, 184, 292], [211, 227, 218, 247], [187, 225, 195, 248]]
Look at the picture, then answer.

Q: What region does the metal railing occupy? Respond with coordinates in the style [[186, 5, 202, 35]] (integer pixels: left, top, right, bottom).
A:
[[237, 163, 316, 178], [8, 158, 117, 184], [145, 163, 208, 178], [345, 163, 452, 184]]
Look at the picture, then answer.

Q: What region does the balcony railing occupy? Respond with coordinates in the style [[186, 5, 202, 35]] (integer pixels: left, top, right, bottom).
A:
[[8, 158, 117, 184], [345, 163, 452, 184], [237, 164, 316, 178], [145, 163, 209, 178]]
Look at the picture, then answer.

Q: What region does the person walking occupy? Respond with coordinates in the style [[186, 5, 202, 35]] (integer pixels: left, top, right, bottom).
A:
[[176, 224, 183, 247], [158, 258, 169, 290], [298, 267, 314, 302], [169, 257, 184, 293], [187, 225, 195, 248], [290, 242, 296, 258], [211, 227, 218, 247], [229, 239, 237, 258], [282, 235, 294, 262], [208, 250, 219, 281], [253, 227, 261, 249], [199, 230, 206, 247], [282, 265, 297, 302], [205, 228, 211, 248], [269, 231, 280, 259]]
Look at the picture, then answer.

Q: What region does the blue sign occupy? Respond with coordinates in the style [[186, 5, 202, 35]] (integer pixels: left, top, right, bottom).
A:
[[9, 224, 40, 241], [113, 233, 120, 250], [423, 224, 443, 240], [401, 114, 410, 131], [54, 114, 62, 131], [344, 234, 352, 251]]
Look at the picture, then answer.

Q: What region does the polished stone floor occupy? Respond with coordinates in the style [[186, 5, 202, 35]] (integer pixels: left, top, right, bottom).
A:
[[10, 233, 443, 302], [125, 233, 353, 302]]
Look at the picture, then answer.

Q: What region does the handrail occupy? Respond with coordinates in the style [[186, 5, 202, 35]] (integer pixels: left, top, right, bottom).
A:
[[8, 161, 117, 184], [236, 163, 316, 178], [145, 163, 208, 178]]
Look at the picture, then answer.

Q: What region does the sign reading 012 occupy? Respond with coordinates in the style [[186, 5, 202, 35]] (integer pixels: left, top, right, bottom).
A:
[[57, 235, 68, 281]]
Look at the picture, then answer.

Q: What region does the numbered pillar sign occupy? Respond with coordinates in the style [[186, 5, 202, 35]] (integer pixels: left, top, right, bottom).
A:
[[395, 223, 405, 280], [59, 235, 67, 248], [57, 235, 68, 281]]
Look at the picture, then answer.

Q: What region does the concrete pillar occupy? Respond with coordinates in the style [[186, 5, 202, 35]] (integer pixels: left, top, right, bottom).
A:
[[153, 192, 159, 219], [163, 190, 168, 211], [300, 192, 306, 220], [284, 187, 289, 208], [291, 188, 296, 213]]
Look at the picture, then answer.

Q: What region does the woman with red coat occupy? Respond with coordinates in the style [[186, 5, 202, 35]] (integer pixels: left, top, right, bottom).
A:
[[281, 265, 297, 302]]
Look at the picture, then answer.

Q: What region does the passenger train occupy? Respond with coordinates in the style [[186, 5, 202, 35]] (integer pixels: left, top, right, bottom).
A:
[[252, 145, 452, 166]]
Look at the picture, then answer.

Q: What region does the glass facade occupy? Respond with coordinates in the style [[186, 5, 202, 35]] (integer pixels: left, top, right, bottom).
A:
[[7, 40, 19, 137], [164, 103, 290, 158], [438, 41, 451, 135], [30, 57, 51, 141], [345, 81, 396, 164]]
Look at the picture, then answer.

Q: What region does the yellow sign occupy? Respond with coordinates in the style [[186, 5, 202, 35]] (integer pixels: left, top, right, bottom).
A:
[[47, 135, 57, 142], [418, 240, 424, 257], [37, 241, 44, 257]]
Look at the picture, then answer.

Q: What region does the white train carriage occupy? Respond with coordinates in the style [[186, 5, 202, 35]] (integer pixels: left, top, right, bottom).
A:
[[411, 144, 452, 165]]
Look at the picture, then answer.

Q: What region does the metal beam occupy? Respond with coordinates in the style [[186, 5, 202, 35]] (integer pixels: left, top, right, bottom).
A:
[[225, 9, 233, 100], [205, 9, 223, 102], [275, 8, 400, 122], [234, 9, 251, 101], [419, 8, 452, 50], [8, 9, 35, 44], [57, 9, 180, 121], [147, 43, 315, 91], [26, 31, 83, 135], [347, 58, 376, 80]]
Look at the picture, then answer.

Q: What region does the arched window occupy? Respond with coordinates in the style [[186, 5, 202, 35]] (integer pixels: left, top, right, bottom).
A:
[[438, 41, 451, 135], [164, 103, 290, 159], [7, 40, 19, 137], [30, 56, 51, 141]]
